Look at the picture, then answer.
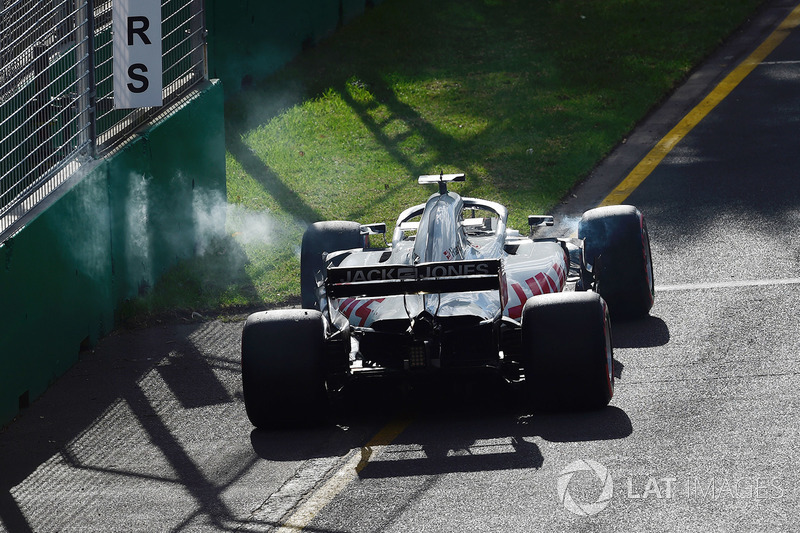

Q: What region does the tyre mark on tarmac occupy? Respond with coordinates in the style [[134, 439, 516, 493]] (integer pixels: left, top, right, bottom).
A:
[[600, 2, 800, 207]]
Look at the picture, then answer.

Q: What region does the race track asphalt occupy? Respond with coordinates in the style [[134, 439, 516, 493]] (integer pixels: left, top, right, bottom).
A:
[[3, 1, 800, 531]]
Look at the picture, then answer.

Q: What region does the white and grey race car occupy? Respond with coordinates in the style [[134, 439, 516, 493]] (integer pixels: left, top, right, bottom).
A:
[[241, 173, 654, 428]]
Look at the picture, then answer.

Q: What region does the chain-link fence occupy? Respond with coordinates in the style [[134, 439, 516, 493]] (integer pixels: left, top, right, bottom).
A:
[[0, 0, 206, 242]]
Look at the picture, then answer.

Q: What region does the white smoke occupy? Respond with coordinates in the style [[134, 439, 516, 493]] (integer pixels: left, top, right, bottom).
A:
[[557, 215, 583, 238], [226, 203, 279, 246], [124, 173, 153, 286], [190, 186, 228, 255], [190, 186, 298, 254]]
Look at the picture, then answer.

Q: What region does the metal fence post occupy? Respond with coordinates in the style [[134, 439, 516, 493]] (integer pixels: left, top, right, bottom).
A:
[[191, 0, 206, 80], [86, 0, 97, 159], [31, 42, 52, 185]]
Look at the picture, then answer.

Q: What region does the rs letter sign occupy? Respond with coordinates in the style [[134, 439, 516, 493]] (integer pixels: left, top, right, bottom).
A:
[[113, 0, 162, 108]]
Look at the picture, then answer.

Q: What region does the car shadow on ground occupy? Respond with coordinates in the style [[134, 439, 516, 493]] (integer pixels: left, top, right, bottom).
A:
[[612, 314, 670, 349], [250, 375, 632, 480]]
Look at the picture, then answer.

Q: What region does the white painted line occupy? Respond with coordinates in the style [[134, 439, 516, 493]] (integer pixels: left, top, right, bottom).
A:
[[657, 277, 800, 292]]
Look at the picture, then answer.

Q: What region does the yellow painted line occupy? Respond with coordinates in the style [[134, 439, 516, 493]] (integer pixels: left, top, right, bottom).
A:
[[355, 413, 412, 473], [276, 415, 413, 532], [600, 3, 800, 206]]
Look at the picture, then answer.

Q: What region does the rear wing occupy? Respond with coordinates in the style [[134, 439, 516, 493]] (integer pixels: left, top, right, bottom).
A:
[[419, 172, 465, 195], [326, 259, 503, 299]]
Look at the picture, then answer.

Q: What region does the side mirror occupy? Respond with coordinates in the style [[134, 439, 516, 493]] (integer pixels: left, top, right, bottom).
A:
[[527, 215, 554, 234], [360, 223, 386, 235], [360, 223, 387, 249]]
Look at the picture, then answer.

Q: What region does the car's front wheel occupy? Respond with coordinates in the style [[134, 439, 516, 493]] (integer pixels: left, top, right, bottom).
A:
[[578, 205, 654, 319], [300, 221, 363, 310]]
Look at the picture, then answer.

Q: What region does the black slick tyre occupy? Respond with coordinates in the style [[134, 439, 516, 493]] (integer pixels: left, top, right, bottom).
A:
[[520, 291, 614, 410], [301, 221, 363, 310], [578, 205, 654, 319], [241, 309, 328, 428]]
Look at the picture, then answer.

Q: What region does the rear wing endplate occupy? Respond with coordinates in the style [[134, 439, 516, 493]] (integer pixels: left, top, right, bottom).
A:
[[326, 259, 503, 299]]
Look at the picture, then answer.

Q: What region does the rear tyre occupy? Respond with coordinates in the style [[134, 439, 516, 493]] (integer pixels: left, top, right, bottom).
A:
[[520, 292, 614, 410], [578, 205, 654, 319], [301, 221, 363, 310], [241, 309, 328, 428]]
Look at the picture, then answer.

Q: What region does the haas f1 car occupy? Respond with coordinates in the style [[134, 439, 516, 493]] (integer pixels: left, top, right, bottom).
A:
[[242, 173, 654, 427]]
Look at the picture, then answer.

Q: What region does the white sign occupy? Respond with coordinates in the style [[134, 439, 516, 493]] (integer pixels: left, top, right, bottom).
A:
[[113, 0, 162, 109]]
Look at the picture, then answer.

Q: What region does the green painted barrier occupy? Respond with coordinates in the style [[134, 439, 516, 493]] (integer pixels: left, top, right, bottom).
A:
[[0, 80, 225, 426]]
